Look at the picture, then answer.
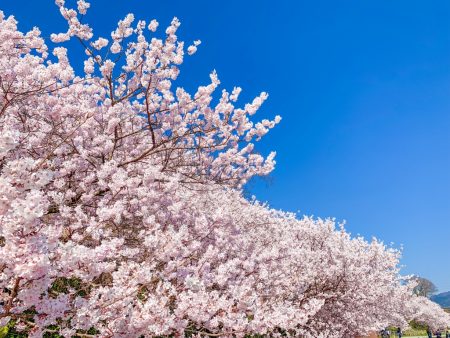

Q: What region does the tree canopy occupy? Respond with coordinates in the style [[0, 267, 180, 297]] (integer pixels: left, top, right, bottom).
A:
[[0, 1, 449, 337]]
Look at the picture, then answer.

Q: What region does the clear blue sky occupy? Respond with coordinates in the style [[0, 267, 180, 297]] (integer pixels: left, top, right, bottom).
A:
[[2, 0, 449, 291]]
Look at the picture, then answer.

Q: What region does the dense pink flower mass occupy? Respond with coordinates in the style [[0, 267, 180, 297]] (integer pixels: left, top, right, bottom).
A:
[[0, 1, 448, 337]]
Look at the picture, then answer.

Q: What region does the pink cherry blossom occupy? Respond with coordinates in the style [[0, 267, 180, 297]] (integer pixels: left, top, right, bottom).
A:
[[0, 1, 448, 337]]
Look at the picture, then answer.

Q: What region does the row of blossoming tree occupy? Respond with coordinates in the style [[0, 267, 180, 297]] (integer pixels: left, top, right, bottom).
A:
[[0, 1, 448, 337]]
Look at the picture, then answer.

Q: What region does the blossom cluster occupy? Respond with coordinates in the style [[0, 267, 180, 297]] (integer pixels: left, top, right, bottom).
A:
[[0, 2, 448, 337]]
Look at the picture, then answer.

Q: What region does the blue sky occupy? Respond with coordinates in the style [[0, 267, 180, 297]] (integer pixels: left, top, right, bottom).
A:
[[2, 0, 450, 291]]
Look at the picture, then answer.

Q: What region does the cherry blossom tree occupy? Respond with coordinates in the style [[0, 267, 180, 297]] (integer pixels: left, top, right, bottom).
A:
[[0, 1, 448, 337], [405, 295, 450, 332]]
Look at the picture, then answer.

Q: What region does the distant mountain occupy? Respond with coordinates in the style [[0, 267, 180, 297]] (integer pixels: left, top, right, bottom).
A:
[[431, 292, 450, 308]]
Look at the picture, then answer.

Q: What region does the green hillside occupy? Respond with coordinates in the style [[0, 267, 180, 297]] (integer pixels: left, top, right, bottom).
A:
[[431, 292, 450, 308]]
